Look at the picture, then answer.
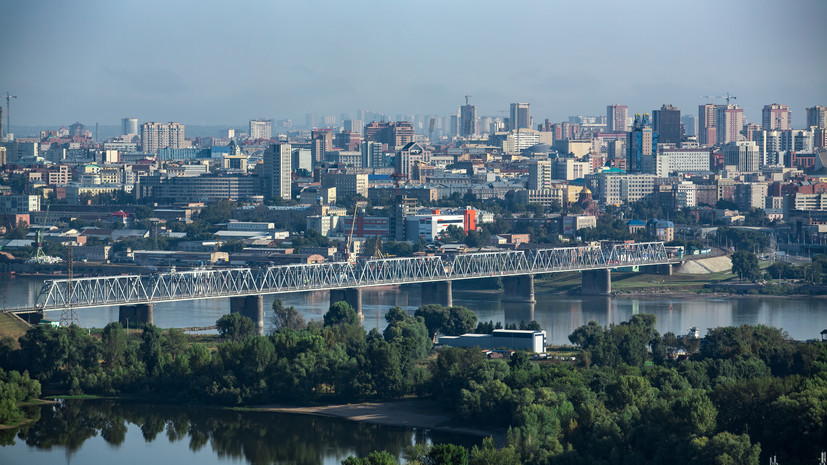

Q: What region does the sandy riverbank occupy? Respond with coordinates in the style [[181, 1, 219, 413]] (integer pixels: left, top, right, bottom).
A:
[[256, 398, 504, 443]]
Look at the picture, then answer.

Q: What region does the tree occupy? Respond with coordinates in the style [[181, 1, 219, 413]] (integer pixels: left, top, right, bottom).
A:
[[216, 313, 256, 342], [341, 451, 397, 465], [731, 251, 760, 281], [101, 322, 127, 369], [415, 304, 450, 339], [324, 301, 358, 327], [439, 225, 466, 243], [271, 299, 306, 332]]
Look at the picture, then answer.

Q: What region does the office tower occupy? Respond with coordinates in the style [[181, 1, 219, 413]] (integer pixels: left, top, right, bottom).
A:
[[122, 117, 138, 136], [627, 114, 657, 173], [0, 107, 3, 140], [743, 123, 762, 142], [510, 103, 531, 130], [606, 105, 629, 132], [652, 104, 681, 145], [723, 141, 759, 172], [249, 119, 272, 140], [344, 119, 363, 134], [807, 106, 827, 128], [460, 103, 477, 137], [305, 113, 318, 128], [698, 104, 717, 146], [528, 159, 552, 190], [311, 129, 333, 163], [681, 114, 697, 137], [141, 122, 185, 153], [263, 143, 292, 200], [754, 130, 782, 166], [715, 105, 743, 145], [762, 104, 791, 131], [361, 141, 383, 168], [395, 142, 426, 180]]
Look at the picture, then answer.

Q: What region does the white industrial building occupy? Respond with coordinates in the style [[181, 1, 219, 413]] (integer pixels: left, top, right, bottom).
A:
[[438, 329, 547, 353]]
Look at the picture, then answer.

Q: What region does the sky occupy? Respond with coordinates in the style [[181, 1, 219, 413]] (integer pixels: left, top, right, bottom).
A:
[[1, 0, 826, 129]]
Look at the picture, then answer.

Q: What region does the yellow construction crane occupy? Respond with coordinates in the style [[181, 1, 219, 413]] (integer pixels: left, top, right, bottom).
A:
[[345, 201, 367, 265]]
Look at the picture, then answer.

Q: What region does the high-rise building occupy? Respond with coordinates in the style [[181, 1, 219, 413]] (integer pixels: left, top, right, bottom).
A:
[[344, 119, 363, 134], [715, 105, 743, 145], [311, 129, 334, 163], [762, 104, 791, 131], [627, 114, 657, 173], [652, 104, 681, 145], [363, 121, 414, 150], [395, 142, 427, 180], [460, 103, 477, 137], [510, 103, 531, 130], [361, 141, 384, 168], [807, 106, 827, 129], [698, 104, 717, 146], [781, 129, 814, 153], [122, 118, 138, 136], [754, 130, 782, 166], [305, 113, 318, 128], [141, 122, 185, 153], [528, 159, 552, 190], [263, 143, 292, 200], [723, 141, 759, 172], [607, 105, 629, 132], [681, 114, 697, 137], [249, 119, 272, 140]]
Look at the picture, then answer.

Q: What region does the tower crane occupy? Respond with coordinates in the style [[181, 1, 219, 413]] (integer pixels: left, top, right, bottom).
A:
[[702, 92, 737, 105]]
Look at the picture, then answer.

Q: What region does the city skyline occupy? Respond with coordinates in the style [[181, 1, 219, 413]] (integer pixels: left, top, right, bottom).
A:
[[1, 0, 826, 128]]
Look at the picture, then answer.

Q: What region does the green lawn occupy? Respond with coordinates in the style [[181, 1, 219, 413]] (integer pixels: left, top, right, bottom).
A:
[[535, 270, 737, 294]]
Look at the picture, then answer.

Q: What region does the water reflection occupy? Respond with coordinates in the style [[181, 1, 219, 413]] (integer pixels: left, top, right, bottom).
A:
[[2, 400, 479, 465]]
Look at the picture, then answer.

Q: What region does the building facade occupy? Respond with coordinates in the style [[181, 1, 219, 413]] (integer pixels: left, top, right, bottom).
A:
[[263, 143, 292, 200]]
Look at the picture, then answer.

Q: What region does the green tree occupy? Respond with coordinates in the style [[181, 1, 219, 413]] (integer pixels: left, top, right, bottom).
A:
[[101, 322, 127, 369], [216, 313, 256, 342], [415, 304, 449, 339], [443, 306, 478, 336], [324, 301, 359, 327], [439, 225, 467, 243], [341, 450, 397, 465], [271, 299, 306, 332], [731, 251, 760, 281]]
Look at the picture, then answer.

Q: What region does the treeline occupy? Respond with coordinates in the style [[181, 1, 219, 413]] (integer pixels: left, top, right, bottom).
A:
[[0, 368, 40, 425], [348, 317, 827, 465]]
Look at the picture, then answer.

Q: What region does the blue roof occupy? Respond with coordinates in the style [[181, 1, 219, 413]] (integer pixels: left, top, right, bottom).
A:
[[627, 219, 645, 226], [369, 174, 392, 180]]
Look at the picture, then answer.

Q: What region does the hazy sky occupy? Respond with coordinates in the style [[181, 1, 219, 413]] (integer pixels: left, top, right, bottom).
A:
[[2, 0, 826, 129]]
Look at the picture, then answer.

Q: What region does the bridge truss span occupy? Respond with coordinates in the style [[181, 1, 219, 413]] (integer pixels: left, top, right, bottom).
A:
[[31, 241, 671, 311]]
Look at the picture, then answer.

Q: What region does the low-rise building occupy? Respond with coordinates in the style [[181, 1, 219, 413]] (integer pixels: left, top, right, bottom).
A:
[[438, 329, 547, 353]]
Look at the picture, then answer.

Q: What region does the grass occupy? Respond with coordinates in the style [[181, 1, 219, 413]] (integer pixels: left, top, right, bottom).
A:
[[0, 313, 32, 345], [535, 270, 738, 295]]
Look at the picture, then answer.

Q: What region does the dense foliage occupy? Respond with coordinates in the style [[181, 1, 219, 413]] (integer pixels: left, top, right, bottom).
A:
[[2, 310, 825, 465]]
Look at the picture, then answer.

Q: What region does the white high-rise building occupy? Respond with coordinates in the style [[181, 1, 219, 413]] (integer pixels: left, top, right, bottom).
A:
[[754, 130, 782, 166], [528, 159, 552, 190], [723, 140, 759, 172], [122, 117, 138, 136], [249, 119, 272, 140], [141, 122, 185, 153], [263, 143, 292, 200]]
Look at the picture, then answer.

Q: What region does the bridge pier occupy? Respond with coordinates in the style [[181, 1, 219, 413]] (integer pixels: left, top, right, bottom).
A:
[[330, 288, 363, 319], [502, 275, 535, 303], [645, 263, 673, 276], [230, 295, 264, 335], [421, 281, 452, 307], [581, 269, 612, 295], [119, 303, 154, 326]]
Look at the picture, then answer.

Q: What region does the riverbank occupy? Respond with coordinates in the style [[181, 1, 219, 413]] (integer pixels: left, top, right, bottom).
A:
[[255, 398, 505, 444]]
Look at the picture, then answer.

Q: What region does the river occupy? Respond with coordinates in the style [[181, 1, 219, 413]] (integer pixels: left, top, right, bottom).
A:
[[0, 399, 481, 465], [1, 276, 826, 344]]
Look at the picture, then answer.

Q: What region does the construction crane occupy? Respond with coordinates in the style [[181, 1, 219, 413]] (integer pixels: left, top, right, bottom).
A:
[[4, 92, 16, 140], [345, 200, 367, 265], [373, 236, 385, 259], [702, 92, 737, 105]]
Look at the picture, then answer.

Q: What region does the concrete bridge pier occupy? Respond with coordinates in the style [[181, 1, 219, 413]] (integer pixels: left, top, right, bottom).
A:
[[645, 263, 673, 276], [330, 288, 363, 319], [582, 269, 612, 295], [502, 275, 535, 303], [119, 303, 154, 326], [230, 295, 264, 335], [420, 281, 453, 307]]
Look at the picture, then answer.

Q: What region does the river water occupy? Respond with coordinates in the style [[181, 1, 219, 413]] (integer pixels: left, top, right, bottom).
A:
[[0, 400, 480, 465], [2, 276, 826, 343]]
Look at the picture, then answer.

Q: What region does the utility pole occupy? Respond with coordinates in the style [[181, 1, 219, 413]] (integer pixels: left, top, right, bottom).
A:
[[5, 92, 17, 140]]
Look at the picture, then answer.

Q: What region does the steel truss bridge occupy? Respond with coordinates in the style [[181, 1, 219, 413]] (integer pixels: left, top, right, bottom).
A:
[[23, 242, 671, 312]]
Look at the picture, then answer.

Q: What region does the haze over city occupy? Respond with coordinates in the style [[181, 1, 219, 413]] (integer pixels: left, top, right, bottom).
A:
[[2, 0, 826, 128]]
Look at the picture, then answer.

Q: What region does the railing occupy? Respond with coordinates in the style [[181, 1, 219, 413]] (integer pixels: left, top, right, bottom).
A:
[[30, 242, 670, 311]]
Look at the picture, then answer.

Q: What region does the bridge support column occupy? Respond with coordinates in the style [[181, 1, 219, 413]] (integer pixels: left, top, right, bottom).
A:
[[502, 275, 535, 303], [582, 269, 612, 295], [230, 295, 264, 336], [330, 288, 363, 319], [421, 281, 452, 307], [119, 303, 154, 326]]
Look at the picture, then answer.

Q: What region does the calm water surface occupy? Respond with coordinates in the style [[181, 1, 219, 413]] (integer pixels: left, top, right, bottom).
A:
[[1, 276, 826, 343], [0, 399, 480, 465]]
